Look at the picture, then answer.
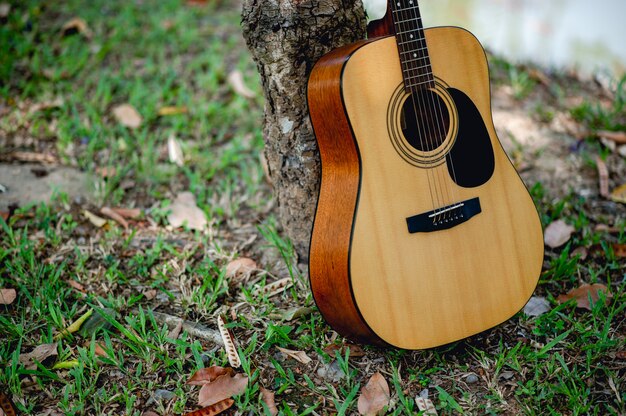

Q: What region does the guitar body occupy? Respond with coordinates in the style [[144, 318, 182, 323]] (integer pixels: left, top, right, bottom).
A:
[[308, 27, 544, 349]]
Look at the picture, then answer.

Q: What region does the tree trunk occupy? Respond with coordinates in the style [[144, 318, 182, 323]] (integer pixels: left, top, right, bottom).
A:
[[241, 0, 367, 261]]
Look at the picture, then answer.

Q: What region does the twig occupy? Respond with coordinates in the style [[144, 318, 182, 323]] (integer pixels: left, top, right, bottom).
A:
[[151, 311, 223, 346]]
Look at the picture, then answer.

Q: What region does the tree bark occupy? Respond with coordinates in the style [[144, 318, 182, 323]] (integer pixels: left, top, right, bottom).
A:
[[241, 0, 367, 261]]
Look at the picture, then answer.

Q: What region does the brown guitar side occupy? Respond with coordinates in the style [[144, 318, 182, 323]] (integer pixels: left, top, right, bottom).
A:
[[366, 3, 394, 38], [307, 41, 384, 346]]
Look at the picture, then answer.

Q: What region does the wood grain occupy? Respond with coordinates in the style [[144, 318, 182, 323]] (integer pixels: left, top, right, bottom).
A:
[[307, 40, 384, 345], [341, 29, 544, 349]]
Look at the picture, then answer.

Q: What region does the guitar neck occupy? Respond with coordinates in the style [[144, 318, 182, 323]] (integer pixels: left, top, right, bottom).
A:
[[390, 0, 435, 91]]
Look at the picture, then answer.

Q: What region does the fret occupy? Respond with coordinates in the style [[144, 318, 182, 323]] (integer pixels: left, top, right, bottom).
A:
[[401, 62, 432, 71], [393, 16, 422, 25], [397, 39, 426, 46], [404, 72, 433, 82], [398, 47, 428, 56], [391, 0, 435, 90]]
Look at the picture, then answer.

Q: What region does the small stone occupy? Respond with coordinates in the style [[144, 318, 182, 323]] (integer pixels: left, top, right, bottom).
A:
[[466, 374, 479, 384]]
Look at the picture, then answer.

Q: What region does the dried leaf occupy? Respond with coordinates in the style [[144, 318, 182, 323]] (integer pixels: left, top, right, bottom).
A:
[[54, 309, 94, 340], [168, 320, 183, 340], [167, 135, 184, 167], [323, 343, 366, 358], [415, 397, 438, 415], [95, 166, 117, 178], [28, 98, 64, 114], [61, 17, 93, 38], [0, 3, 11, 19], [557, 283, 612, 310], [142, 411, 160, 416], [254, 277, 293, 297], [544, 220, 575, 248], [198, 373, 247, 407], [610, 184, 626, 204], [0, 391, 17, 416], [184, 398, 234, 416], [67, 280, 85, 292], [598, 130, 626, 144], [19, 343, 58, 370], [225, 257, 257, 282], [167, 192, 207, 231], [6, 151, 57, 164], [83, 209, 107, 228], [94, 342, 108, 358], [276, 347, 312, 365], [523, 296, 551, 317], [100, 207, 128, 229], [112, 104, 142, 129], [187, 366, 235, 386], [111, 207, 142, 219], [596, 157, 609, 198], [0, 288, 16, 305], [227, 70, 256, 99], [260, 387, 278, 416], [613, 244, 626, 258], [357, 372, 390, 416], [158, 106, 188, 116], [217, 315, 241, 368]]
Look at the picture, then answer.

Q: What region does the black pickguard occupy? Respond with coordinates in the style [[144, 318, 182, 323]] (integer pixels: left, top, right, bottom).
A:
[[446, 88, 495, 187]]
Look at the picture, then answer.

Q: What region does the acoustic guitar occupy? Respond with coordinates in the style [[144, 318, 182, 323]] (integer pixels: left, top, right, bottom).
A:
[[307, 0, 544, 349]]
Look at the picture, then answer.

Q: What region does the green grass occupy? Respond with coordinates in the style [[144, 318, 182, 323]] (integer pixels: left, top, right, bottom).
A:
[[1, 1, 626, 415]]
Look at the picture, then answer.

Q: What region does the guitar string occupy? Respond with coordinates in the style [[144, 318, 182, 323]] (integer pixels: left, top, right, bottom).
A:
[[405, 1, 451, 222], [397, 0, 445, 220], [392, 1, 439, 214], [408, 1, 459, 223]]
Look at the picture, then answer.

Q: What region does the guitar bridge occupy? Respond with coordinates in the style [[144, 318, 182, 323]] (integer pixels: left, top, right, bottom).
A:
[[406, 197, 481, 233]]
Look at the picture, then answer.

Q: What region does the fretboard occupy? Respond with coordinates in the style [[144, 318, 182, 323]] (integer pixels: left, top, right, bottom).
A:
[[391, 0, 435, 91]]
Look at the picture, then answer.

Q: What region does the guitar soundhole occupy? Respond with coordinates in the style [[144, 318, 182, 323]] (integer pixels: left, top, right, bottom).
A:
[[400, 88, 450, 152]]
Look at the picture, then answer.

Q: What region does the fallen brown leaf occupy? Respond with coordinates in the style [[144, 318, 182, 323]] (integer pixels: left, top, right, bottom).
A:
[[168, 320, 183, 340], [1, 211, 9, 221], [596, 157, 609, 198], [167, 192, 207, 231], [0, 288, 16, 305], [227, 70, 256, 99], [95, 166, 117, 178], [254, 277, 293, 297], [187, 366, 235, 386], [28, 98, 64, 114], [100, 207, 128, 229], [61, 17, 93, 38], [83, 209, 107, 228], [613, 244, 626, 258], [94, 342, 108, 358], [111, 207, 142, 219], [184, 398, 234, 416], [4, 151, 57, 164], [66, 280, 85, 292], [198, 373, 247, 407], [597, 130, 626, 144], [544, 220, 575, 248], [276, 347, 312, 365], [610, 184, 626, 204], [217, 315, 241, 368], [112, 104, 142, 129], [260, 387, 278, 416], [323, 343, 366, 358], [557, 283, 612, 310], [19, 343, 58, 370], [357, 372, 390, 416], [0, 391, 17, 416], [0, 3, 11, 19], [415, 396, 438, 415], [225, 257, 257, 282]]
